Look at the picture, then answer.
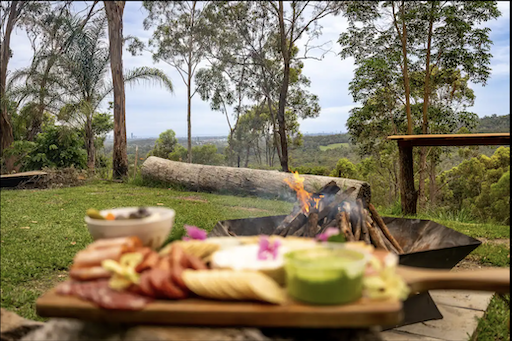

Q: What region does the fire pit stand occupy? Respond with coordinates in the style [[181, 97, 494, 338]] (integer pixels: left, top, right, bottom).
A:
[[210, 215, 481, 328]]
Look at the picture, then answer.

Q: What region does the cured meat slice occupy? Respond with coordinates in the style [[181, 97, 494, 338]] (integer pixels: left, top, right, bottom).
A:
[[73, 245, 127, 268], [169, 245, 187, 290], [135, 250, 160, 273], [55, 280, 151, 310], [148, 268, 187, 299], [184, 253, 208, 271], [95, 287, 152, 310], [69, 265, 112, 281], [138, 270, 157, 298], [87, 236, 143, 251]]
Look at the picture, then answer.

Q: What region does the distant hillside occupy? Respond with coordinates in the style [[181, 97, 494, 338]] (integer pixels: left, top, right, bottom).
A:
[[476, 114, 510, 133]]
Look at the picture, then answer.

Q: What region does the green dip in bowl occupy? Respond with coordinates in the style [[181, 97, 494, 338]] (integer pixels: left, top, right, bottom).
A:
[[284, 245, 369, 305]]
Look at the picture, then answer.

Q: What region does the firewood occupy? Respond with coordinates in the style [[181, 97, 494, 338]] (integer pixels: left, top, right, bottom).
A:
[[336, 212, 355, 242], [366, 216, 387, 250], [378, 225, 399, 254], [358, 202, 371, 244], [368, 203, 404, 254], [317, 187, 356, 222], [306, 209, 319, 238], [318, 219, 337, 235], [274, 205, 303, 236], [349, 201, 362, 241]]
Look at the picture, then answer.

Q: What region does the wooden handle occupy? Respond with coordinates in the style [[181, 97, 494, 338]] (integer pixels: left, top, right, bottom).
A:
[[397, 266, 510, 294]]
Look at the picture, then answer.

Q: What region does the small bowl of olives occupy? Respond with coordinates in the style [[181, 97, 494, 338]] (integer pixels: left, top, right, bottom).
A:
[[85, 206, 175, 249]]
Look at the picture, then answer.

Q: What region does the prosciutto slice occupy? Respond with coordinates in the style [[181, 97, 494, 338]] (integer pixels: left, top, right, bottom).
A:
[[55, 280, 152, 311]]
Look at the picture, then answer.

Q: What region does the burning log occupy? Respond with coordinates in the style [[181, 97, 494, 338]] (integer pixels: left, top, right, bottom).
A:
[[368, 203, 404, 254], [358, 200, 371, 244], [366, 215, 387, 250], [337, 211, 355, 242], [317, 187, 356, 222], [274, 205, 305, 236], [306, 208, 319, 238]]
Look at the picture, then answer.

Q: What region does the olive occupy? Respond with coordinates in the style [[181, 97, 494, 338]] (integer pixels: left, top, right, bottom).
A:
[[86, 208, 105, 220]]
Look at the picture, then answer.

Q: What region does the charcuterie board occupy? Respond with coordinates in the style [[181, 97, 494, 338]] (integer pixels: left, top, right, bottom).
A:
[[36, 290, 403, 328], [36, 266, 509, 328]]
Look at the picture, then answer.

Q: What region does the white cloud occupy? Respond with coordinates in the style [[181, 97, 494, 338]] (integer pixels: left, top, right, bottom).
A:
[[6, 1, 510, 138]]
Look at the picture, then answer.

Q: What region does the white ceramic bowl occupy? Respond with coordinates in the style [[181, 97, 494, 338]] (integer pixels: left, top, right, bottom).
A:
[[85, 207, 175, 249]]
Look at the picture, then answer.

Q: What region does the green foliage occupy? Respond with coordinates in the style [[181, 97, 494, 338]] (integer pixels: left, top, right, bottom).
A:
[[330, 158, 358, 179], [169, 144, 223, 166], [148, 129, 179, 159], [438, 147, 510, 224], [25, 125, 87, 170], [476, 114, 510, 133], [191, 144, 224, 166], [290, 165, 331, 176]]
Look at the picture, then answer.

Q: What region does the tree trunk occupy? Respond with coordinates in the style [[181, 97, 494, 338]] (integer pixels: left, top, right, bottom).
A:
[[141, 156, 371, 203], [187, 69, 192, 164], [85, 115, 96, 170], [400, 3, 412, 135], [244, 144, 250, 167], [399, 144, 417, 215], [429, 155, 437, 208], [418, 1, 435, 210], [393, 1, 417, 214], [277, 1, 290, 172], [104, 1, 128, 179], [0, 1, 18, 172]]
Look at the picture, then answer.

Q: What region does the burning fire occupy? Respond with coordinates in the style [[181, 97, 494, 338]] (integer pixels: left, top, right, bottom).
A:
[[284, 171, 323, 214]]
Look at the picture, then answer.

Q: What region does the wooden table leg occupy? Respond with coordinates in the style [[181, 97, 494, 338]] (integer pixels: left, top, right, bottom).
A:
[[398, 142, 418, 215]]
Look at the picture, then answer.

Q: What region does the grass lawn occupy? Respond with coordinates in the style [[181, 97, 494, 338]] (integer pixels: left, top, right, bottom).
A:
[[319, 143, 349, 151], [1, 181, 509, 340]]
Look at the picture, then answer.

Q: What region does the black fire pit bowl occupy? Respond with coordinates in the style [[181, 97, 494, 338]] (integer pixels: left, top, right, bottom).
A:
[[210, 215, 482, 328]]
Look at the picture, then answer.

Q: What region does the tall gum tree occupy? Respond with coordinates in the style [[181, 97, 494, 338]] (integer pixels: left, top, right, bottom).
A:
[[1, 1, 45, 172], [339, 0, 500, 214], [127, 1, 213, 164], [262, 1, 344, 172], [104, 1, 128, 178]]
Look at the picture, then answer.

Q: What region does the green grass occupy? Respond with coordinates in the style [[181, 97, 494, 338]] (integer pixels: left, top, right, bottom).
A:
[[473, 294, 510, 341], [0, 181, 293, 320], [319, 143, 349, 151], [467, 244, 510, 268]]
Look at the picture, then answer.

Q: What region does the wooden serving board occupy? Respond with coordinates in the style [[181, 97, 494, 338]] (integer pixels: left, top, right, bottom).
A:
[[36, 289, 403, 328]]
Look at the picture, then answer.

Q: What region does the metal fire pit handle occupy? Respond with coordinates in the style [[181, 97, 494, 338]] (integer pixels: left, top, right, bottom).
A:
[[397, 266, 510, 294]]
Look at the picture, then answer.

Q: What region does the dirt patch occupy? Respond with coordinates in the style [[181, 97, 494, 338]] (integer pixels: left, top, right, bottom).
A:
[[453, 259, 496, 272], [480, 238, 510, 247], [174, 196, 209, 203], [230, 206, 272, 213]]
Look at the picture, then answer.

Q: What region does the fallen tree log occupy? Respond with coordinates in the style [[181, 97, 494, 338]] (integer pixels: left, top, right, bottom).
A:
[[141, 157, 371, 203]]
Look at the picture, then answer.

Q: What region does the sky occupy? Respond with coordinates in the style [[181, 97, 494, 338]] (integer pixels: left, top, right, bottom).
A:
[[8, 1, 510, 138]]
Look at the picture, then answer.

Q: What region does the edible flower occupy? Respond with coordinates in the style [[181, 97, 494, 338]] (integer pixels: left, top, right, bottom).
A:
[[183, 225, 207, 241], [316, 227, 346, 243], [257, 236, 281, 260]]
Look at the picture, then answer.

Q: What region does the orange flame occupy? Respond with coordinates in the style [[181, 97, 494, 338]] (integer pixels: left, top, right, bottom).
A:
[[284, 171, 323, 214]]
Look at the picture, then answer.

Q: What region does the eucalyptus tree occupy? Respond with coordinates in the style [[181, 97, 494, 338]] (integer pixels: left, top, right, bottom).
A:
[[259, 1, 344, 172], [339, 0, 500, 214], [128, 1, 214, 163], [58, 15, 173, 171], [1, 1, 50, 171], [196, 1, 321, 169], [104, 0, 129, 179], [6, 4, 82, 142]]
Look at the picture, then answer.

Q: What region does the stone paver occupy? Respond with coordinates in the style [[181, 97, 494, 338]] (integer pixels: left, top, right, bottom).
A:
[[381, 290, 493, 341]]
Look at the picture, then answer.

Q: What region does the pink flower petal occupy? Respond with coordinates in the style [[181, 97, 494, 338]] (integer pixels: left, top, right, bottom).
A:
[[316, 227, 340, 242], [257, 236, 280, 260], [183, 225, 207, 241]]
